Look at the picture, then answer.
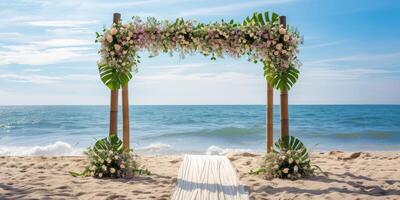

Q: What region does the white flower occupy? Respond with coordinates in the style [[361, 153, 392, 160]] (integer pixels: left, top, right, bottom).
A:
[[114, 155, 119, 160], [128, 31, 133, 37], [114, 44, 121, 51], [98, 173, 103, 178], [106, 158, 112, 163], [110, 28, 118, 35], [120, 164, 126, 169], [106, 34, 113, 43], [284, 35, 290, 42], [294, 165, 298, 172], [275, 43, 283, 50], [110, 168, 116, 173], [289, 158, 294, 164], [282, 168, 289, 174], [102, 165, 107, 171], [279, 28, 286, 35], [274, 51, 279, 56]]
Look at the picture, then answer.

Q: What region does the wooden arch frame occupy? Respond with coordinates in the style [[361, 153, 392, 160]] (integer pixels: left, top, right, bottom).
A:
[[107, 13, 290, 153]]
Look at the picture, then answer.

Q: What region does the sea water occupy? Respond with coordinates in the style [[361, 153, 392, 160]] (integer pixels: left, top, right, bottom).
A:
[[0, 105, 399, 156]]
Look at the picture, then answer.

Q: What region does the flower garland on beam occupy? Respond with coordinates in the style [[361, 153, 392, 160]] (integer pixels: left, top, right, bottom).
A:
[[96, 11, 302, 91]]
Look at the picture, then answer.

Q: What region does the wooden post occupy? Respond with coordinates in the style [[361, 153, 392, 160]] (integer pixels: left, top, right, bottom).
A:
[[266, 83, 273, 152], [122, 85, 130, 150], [279, 16, 289, 139], [113, 12, 130, 151], [109, 13, 121, 136]]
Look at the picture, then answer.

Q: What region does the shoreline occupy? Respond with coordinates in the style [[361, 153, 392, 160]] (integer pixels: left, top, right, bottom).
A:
[[1, 151, 399, 199]]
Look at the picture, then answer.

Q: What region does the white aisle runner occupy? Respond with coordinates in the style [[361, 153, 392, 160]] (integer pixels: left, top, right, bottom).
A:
[[171, 155, 249, 200]]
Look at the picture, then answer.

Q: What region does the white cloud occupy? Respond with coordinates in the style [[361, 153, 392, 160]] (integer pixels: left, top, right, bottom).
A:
[[0, 73, 98, 84], [302, 41, 345, 49], [178, 0, 296, 17], [304, 52, 400, 66], [27, 20, 97, 27], [0, 38, 96, 66], [32, 39, 93, 47]]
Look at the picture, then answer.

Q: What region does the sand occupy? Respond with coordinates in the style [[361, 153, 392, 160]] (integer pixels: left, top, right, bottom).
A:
[[0, 151, 399, 200]]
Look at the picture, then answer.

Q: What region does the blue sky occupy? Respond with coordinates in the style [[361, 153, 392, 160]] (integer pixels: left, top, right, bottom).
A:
[[0, 0, 399, 105]]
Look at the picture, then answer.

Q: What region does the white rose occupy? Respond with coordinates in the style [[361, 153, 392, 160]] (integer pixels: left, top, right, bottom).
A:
[[276, 43, 283, 50], [289, 158, 294, 164], [98, 173, 103, 178], [114, 155, 119, 160], [279, 28, 286, 35], [114, 44, 121, 51], [284, 35, 290, 42], [106, 34, 113, 43], [274, 51, 279, 56], [282, 168, 289, 174], [110, 28, 118, 35], [294, 165, 298, 172], [110, 168, 116, 174], [120, 164, 126, 169]]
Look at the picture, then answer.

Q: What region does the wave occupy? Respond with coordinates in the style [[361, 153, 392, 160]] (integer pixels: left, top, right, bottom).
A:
[[0, 142, 83, 156], [304, 131, 400, 139], [205, 145, 256, 155], [144, 126, 263, 139], [136, 143, 171, 152]]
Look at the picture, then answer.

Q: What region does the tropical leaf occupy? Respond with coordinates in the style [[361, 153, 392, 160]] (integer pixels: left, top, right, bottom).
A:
[[98, 63, 132, 90], [273, 136, 309, 160], [243, 11, 279, 26], [264, 65, 300, 91]]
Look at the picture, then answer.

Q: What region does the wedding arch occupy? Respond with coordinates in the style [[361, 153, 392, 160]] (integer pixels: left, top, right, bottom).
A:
[[96, 12, 302, 152]]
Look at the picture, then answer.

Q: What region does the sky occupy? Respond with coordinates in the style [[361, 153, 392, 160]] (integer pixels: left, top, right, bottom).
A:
[[0, 0, 399, 105]]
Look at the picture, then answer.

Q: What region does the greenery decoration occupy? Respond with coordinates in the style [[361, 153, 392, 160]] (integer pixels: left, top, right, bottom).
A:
[[250, 136, 323, 180], [70, 135, 150, 178], [95, 11, 302, 90]]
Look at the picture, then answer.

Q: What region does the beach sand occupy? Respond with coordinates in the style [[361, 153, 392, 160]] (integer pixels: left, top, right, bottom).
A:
[[0, 151, 399, 199]]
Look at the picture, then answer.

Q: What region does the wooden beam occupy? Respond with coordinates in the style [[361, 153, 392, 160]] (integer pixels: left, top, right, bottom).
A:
[[279, 16, 289, 139], [109, 13, 121, 136]]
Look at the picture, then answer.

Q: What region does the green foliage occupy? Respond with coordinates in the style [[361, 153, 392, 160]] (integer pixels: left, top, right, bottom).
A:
[[70, 135, 150, 178], [98, 62, 132, 90], [264, 63, 300, 91], [250, 136, 323, 180]]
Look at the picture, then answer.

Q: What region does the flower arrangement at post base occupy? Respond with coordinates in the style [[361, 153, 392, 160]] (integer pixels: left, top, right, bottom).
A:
[[70, 135, 150, 178], [250, 136, 323, 180]]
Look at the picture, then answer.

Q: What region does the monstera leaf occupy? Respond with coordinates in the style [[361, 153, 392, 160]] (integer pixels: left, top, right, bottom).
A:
[[264, 64, 299, 91], [274, 136, 309, 163], [94, 134, 124, 154], [98, 63, 132, 90]]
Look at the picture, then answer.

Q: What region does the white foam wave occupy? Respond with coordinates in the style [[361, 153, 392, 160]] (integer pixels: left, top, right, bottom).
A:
[[137, 143, 171, 152], [0, 141, 83, 156], [205, 145, 254, 155]]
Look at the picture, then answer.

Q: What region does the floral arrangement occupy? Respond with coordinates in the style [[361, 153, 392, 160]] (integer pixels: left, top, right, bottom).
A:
[[70, 135, 150, 178], [96, 11, 302, 90], [250, 136, 323, 180]]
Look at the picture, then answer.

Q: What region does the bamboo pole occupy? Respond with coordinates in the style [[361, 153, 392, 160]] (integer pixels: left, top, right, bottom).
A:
[[110, 12, 131, 151], [279, 16, 289, 139], [267, 84, 273, 152], [109, 13, 121, 136], [122, 84, 130, 150]]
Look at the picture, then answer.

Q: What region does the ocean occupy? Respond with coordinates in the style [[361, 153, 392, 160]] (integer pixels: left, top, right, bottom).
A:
[[0, 105, 399, 156]]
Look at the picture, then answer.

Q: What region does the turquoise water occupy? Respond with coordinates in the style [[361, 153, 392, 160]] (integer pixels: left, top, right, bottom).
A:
[[0, 105, 399, 156]]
